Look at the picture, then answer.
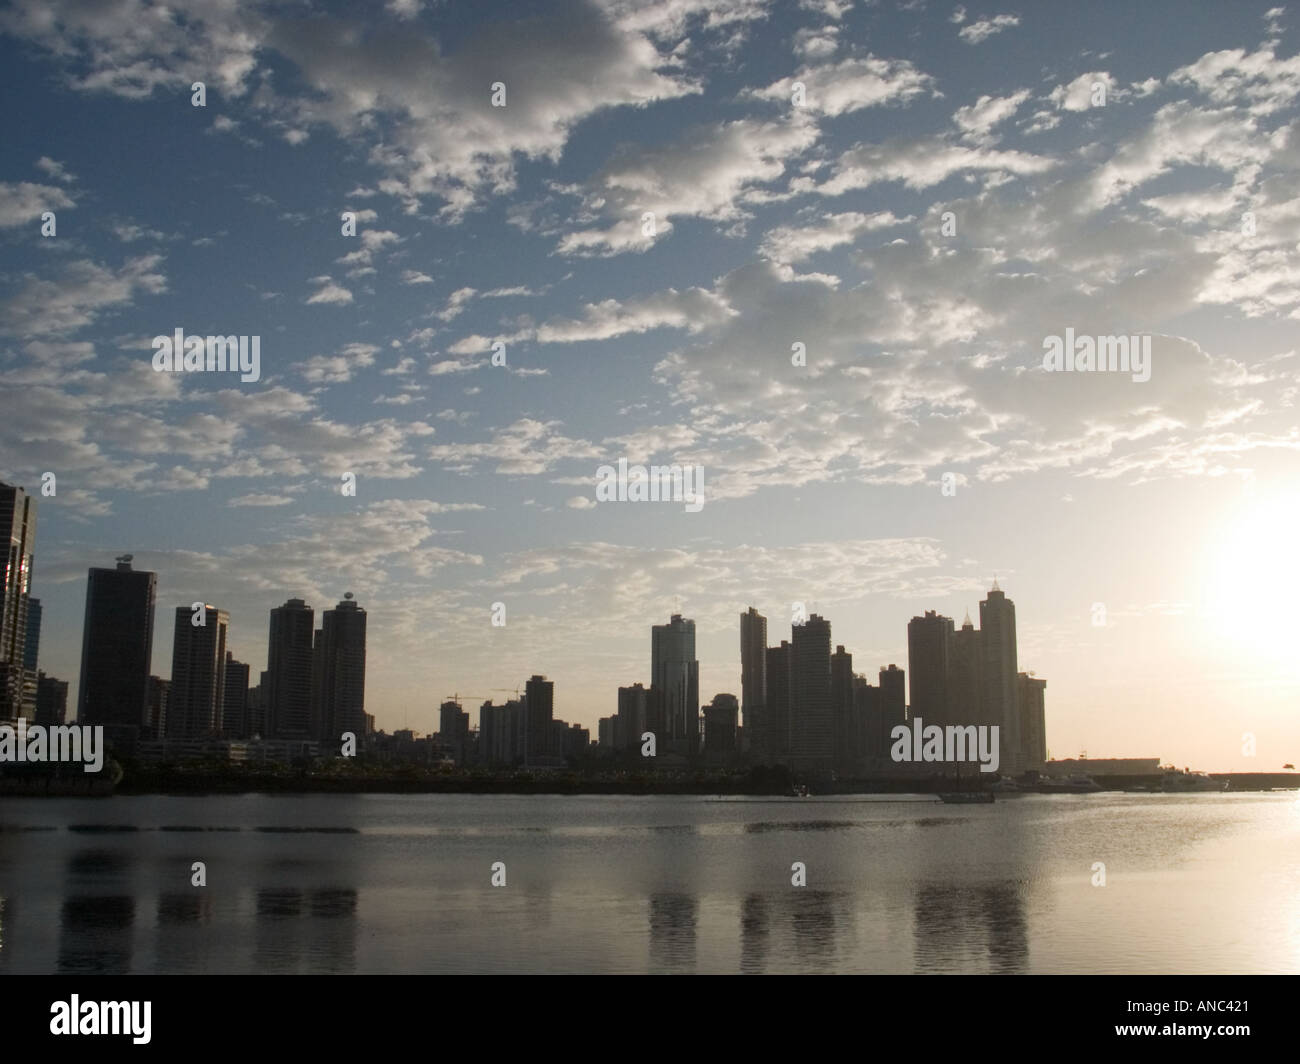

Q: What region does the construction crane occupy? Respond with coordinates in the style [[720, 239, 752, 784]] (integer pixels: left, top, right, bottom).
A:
[[443, 688, 523, 705]]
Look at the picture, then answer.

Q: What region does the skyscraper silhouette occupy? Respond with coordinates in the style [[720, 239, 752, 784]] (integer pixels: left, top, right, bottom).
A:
[[169, 604, 228, 738], [316, 593, 367, 745], [651, 614, 699, 756], [267, 598, 314, 740], [980, 581, 1020, 775], [1017, 673, 1047, 770], [223, 651, 251, 739], [740, 607, 767, 753], [790, 615, 832, 772], [950, 611, 983, 730], [764, 640, 792, 761], [908, 611, 955, 727], [878, 664, 906, 756], [78, 556, 155, 736], [0, 482, 36, 721]]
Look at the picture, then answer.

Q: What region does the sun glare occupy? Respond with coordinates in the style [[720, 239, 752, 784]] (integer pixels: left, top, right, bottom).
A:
[[1205, 493, 1300, 669]]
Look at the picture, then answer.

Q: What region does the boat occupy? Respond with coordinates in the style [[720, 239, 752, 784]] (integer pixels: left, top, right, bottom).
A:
[[989, 777, 1026, 795], [938, 792, 995, 804], [1036, 774, 1103, 794], [1159, 769, 1228, 792]]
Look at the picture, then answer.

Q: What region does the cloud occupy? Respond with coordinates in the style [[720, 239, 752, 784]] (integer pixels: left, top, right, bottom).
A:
[[958, 14, 1020, 44], [749, 55, 935, 116], [34, 157, 74, 183], [305, 277, 354, 305], [536, 288, 736, 342], [953, 89, 1031, 143], [293, 343, 381, 383], [0, 256, 165, 337], [759, 211, 911, 262], [810, 136, 1055, 196], [0, 181, 75, 228], [558, 116, 818, 255]]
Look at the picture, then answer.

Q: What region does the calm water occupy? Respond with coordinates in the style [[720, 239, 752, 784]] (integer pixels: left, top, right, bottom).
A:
[[0, 792, 1296, 974]]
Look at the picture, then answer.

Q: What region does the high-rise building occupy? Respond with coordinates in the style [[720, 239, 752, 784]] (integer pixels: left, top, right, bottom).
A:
[[23, 597, 41, 672], [22, 597, 42, 717], [524, 674, 554, 764], [851, 674, 875, 764], [267, 598, 315, 739], [831, 644, 854, 770], [879, 664, 906, 756], [790, 615, 833, 772], [1017, 673, 1047, 771], [563, 722, 590, 758], [222, 652, 251, 739], [145, 675, 169, 740], [78, 556, 156, 734], [0, 482, 36, 721], [703, 693, 739, 757], [168, 604, 228, 738], [740, 607, 767, 752], [480, 699, 523, 765], [949, 612, 983, 728], [651, 614, 699, 755], [763, 641, 792, 762], [908, 611, 955, 726], [617, 683, 648, 752], [439, 699, 470, 763], [34, 671, 68, 727], [316, 593, 367, 744], [980, 581, 1020, 775]]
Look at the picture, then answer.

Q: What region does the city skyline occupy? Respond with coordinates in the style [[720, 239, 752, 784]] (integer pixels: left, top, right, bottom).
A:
[[2, 2, 1298, 774], [2, 502, 1293, 773], [3, 489, 1046, 775]]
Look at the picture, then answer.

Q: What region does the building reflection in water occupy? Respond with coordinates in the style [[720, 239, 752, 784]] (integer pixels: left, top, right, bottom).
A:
[[787, 889, 838, 970], [255, 886, 357, 974], [739, 894, 768, 974], [154, 891, 215, 973], [57, 849, 135, 974], [913, 880, 1029, 973], [648, 892, 697, 972]]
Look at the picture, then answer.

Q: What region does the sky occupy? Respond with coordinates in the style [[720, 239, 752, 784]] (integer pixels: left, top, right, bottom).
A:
[[1, 0, 1298, 772]]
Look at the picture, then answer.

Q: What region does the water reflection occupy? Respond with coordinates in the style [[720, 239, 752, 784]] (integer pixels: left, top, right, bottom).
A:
[[648, 892, 696, 972], [255, 887, 357, 973], [787, 889, 838, 970], [913, 881, 1029, 974], [739, 894, 768, 974], [58, 895, 134, 973]]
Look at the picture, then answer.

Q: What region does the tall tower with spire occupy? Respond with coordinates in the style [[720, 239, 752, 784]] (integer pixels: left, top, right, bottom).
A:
[[979, 581, 1020, 774], [950, 609, 983, 730]]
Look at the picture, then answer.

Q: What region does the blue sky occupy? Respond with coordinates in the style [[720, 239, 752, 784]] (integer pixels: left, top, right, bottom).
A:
[[2, 0, 1299, 769]]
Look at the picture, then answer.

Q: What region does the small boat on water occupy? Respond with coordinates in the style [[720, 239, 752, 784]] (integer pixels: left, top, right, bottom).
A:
[[938, 792, 995, 804]]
